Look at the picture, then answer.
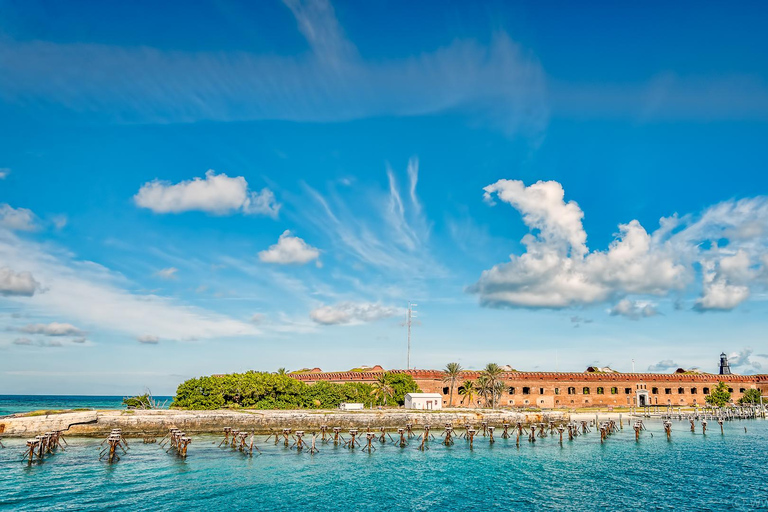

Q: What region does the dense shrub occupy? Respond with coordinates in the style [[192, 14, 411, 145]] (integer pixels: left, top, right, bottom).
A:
[[171, 371, 422, 410]]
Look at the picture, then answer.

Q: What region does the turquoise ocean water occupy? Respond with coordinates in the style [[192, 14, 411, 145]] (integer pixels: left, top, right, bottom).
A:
[[0, 395, 172, 416], [1, 412, 767, 511]]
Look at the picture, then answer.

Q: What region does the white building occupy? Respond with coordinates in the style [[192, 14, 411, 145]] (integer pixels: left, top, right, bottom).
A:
[[339, 402, 364, 410], [404, 393, 442, 410]]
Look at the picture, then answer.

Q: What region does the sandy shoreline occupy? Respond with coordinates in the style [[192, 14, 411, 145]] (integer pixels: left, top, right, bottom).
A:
[[0, 408, 570, 437]]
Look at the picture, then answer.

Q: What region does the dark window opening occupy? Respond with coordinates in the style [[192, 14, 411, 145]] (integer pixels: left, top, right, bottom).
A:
[[442, 387, 450, 394], [665, 388, 671, 395], [568, 387, 576, 395], [611, 387, 618, 395], [625, 388, 631, 394], [652, 387, 659, 394], [522, 387, 530, 395], [583, 387, 590, 395], [597, 387, 604, 395], [678, 387, 684, 394], [508, 387, 515, 395]]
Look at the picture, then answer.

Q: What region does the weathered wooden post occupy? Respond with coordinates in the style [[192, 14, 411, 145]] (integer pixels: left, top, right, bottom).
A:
[[363, 432, 376, 452], [663, 420, 672, 440], [219, 427, 233, 447], [558, 425, 565, 444], [501, 423, 510, 439], [487, 426, 495, 444], [443, 425, 454, 446], [718, 418, 724, 435], [467, 428, 476, 449], [702, 419, 708, 435], [333, 427, 342, 445], [396, 428, 407, 448]]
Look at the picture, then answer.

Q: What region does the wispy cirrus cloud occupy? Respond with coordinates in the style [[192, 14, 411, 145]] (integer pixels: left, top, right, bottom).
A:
[[0, 227, 259, 340], [300, 157, 442, 278], [0, 0, 548, 136]]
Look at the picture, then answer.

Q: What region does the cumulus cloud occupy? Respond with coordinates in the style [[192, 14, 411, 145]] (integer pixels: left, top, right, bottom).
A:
[[137, 335, 159, 345], [471, 180, 768, 313], [155, 267, 178, 280], [258, 231, 320, 265], [20, 322, 85, 336], [310, 302, 401, 325], [648, 360, 679, 372], [0, 168, 9, 179], [134, 170, 280, 217], [0, 267, 40, 296], [0, 204, 37, 231], [609, 299, 658, 320]]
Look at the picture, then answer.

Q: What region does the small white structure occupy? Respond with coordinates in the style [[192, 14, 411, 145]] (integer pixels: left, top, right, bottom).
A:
[[404, 393, 442, 410], [339, 402, 364, 411]]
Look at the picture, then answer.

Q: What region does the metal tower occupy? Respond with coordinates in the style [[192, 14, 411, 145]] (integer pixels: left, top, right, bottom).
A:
[[406, 301, 417, 370]]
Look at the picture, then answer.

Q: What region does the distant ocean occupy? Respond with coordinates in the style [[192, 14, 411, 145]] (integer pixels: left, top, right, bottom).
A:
[[1, 415, 767, 510], [0, 395, 173, 417]]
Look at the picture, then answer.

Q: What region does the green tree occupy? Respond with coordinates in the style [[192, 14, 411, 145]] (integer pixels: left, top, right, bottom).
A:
[[442, 362, 463, 407], [371, 374, 394, 406], [382, 372, 420, 405], [476, 375, 491, 408], [705, 381, 732, 407], [276, 368, 287, 376], [493, 381, 507, 408], [458, 380, 475, 407], [738, 388, 763, 405], [480, 363, 505, 408]]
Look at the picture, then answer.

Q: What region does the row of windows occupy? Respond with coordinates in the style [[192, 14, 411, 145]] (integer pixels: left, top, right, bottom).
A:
[[445, 386, 749, 395]]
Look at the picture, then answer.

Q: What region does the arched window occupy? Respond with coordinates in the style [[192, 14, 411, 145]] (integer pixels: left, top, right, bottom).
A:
[[611, 387, 618, 395], [442, 387, 449, 394], [583, 387, 590, 395], [539, 388, 545, 394], [596, 387, 604, 395], [665, 388, 671, 395], [691, 387, 698, 394], [522, 387, 530, 395], [652, 387, 659, 394], [678, 387, 684, 394], [554, 388, 560, 395], [728, 388, 734, 393], [740, 388, 746, 393], [568, 387, 576, 395], [703, 387, 710, 394], [624, 388, 631, 394], [508, 387, 515, 395]]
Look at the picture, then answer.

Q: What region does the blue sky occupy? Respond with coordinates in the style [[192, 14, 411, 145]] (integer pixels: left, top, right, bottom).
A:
[[2, 0, 768, 394]]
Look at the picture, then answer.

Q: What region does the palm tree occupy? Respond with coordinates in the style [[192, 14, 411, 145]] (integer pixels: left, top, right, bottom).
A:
[[458, 380, 475, 407], [371, 374, 394, 406], [442, 362, 463, 407], [481, 363, 505, 408], [493, 381, 507, 409], [276, 368, 287, 376], [476, 375, 491, 408]]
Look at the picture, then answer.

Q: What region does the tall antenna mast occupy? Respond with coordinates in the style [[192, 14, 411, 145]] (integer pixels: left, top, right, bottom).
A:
[[407, 301, 417, 370]]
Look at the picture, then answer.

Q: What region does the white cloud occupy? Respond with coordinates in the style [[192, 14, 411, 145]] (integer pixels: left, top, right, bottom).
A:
[[0, 267, 40, 296], [728, 348, 762, 373], [648, 359, 678, 372], [155, 267, 179, 280], [250, 313, 265, 324], [52, 214, 68, 230], [0, 229, 259, 340], [609, 299, 658, 320], [471, 180, 768, 312], [0, 204, 37, 231], [301, 159, 441, 279], [258, 231, 320, 265], [134, 170, 280, 217], [0, 168, 9, 179], [20, 322, 84, 336], [310, 302, 401, 325], [12, 337, 32, 345], [137, 335, 159, 345], [0, 2, 547, 137]]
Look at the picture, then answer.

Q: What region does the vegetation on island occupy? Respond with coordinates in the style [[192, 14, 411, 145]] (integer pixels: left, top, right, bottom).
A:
[[738, 388, 764, 405], [453, 363, 509, 408], [705, 381, 732, 407], [122, 392, 167, 410], [171, 371, 419, 410]]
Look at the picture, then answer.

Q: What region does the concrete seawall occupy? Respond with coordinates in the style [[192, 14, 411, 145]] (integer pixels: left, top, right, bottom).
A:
[[0, 409, 569, 437]]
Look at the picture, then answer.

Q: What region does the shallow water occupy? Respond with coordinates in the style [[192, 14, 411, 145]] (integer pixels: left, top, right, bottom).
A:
[[1, 418, 767, 511]]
